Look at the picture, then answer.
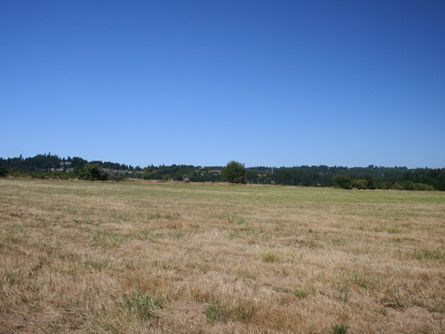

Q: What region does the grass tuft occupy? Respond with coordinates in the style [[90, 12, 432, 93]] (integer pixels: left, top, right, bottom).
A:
[[261, 251, 279, 263], [205, 301, 229, 324], [205, 300, 255, 324], [124, 290, 163, 321], [333, 323, 348, 334], [293, 289, 308, 299]]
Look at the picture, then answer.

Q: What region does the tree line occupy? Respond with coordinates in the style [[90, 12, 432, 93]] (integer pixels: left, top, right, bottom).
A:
[[0, 154, 444, 191]]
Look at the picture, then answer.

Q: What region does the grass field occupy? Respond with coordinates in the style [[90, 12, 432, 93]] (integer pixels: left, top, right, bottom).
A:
[[1, 179, 444, 333]]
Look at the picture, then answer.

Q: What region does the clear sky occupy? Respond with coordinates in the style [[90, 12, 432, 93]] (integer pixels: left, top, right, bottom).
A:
[[1, 0, 444, 168]]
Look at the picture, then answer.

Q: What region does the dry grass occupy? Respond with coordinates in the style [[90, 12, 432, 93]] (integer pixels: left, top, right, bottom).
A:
[[0, 178, 444, 333]]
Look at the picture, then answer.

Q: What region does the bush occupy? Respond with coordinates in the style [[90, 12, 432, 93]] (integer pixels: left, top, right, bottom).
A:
[[76, 164, 108, 181], [391, 183, 404, 190], [351, 178, 368, 189], [413, 183, 435, 191], [402, 181, 435, 191], [143, 169, 157, 180], [222, 161, 247, 184], [375, 180, 394, 189], [333, 175, 352, 189]]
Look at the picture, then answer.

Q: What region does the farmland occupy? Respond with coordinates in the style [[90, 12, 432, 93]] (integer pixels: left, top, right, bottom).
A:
[[1, 179, 444, 333]]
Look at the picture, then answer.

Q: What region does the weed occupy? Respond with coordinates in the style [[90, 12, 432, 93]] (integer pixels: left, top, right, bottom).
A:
[[124, 290, 163, 320], [205, 301, 229, 324], [261, 251, 279, 263], [205, 300, 255, 324], [293, 289, 308, 299], [3, 271, 16, 284], [333, 323, 348, 334]]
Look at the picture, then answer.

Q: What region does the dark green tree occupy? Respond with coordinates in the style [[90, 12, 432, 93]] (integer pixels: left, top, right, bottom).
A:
[[333, 175, 352, 189], [0, 167, 8, 177], [351, 178, 368, 189], [76, 164, 108, 181], [222, 161, 246, 184]]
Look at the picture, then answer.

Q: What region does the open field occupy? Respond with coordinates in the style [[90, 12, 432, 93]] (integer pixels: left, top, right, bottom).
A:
[[1, 179, 444, 333]]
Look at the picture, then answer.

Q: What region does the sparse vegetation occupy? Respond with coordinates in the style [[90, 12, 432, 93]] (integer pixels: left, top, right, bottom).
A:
[[0, 178, 444, 333]]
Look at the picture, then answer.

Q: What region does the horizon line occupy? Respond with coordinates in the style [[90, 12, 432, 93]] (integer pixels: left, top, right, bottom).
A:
[[1, 153, 443, 170]]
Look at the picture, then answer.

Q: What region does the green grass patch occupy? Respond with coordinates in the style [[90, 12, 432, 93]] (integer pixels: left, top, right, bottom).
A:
[[333, 323, 348, 334], [261, 251, 279, 263], [205, 301, 230, 324], [205, 300, 256, 324], [293, 289, 308, 299], [124, 290, 163, 320], [413, 248, 445, 261]]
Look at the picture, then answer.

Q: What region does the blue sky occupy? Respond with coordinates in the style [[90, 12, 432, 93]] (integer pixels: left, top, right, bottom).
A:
[[1, 0, 444, 168]]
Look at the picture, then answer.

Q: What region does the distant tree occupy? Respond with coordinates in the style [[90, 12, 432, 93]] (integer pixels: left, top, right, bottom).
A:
[[333, 175, 352, 189], [222, 161, 246, 184], [143, 169, 158, 180], [0, 167, 7, 177], [351, 178, 368, 189], [363, 175, 375, 189], [76, 164, 108, 181]]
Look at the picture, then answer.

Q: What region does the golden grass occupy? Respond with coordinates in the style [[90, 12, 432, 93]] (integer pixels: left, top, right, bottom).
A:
[[0, 178, 444, 333]]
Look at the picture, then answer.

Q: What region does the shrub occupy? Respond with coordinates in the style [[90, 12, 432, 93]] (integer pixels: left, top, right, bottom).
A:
[[402, 181, 435, 191], [333, 175, 352, 189], [375, 180, 394, 189], [76, 164, 108, 181], [351, 178, 368, 189], [391, 183, 404, 190], [412, 183, 434, 191]]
